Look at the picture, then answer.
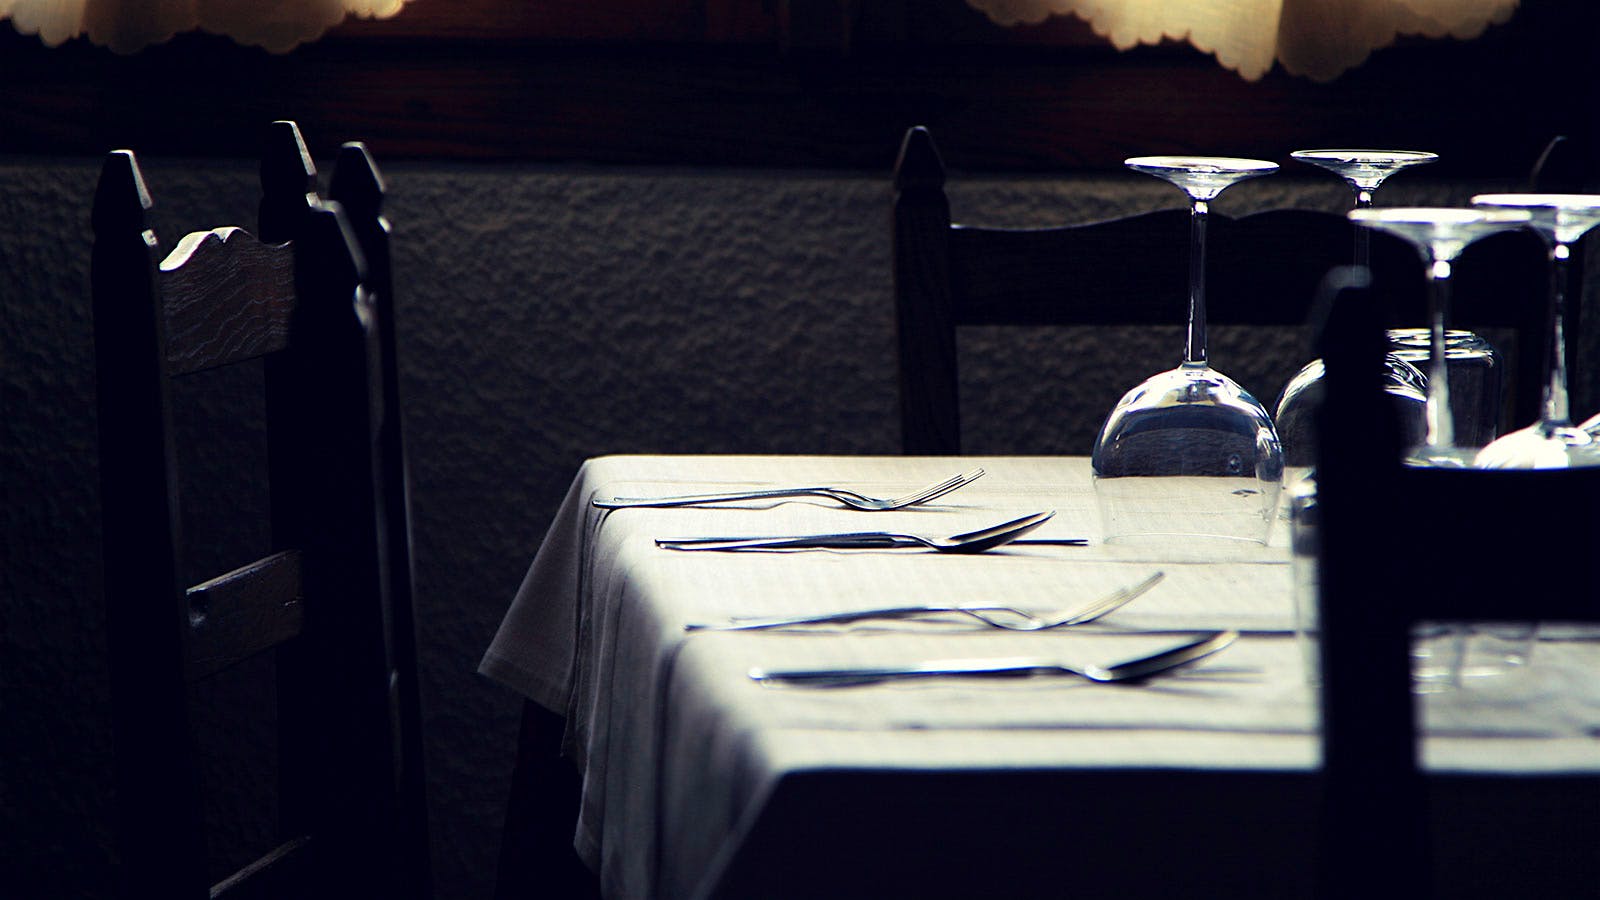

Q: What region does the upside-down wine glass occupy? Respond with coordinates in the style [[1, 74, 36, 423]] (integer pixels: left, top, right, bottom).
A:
[[1274, 150, 1439, 470], [1092, 156, 1283, 545], [1348, 208, 1532, 469], [1470, 194, 1600, 468], [1306, 151, 1510, 451]]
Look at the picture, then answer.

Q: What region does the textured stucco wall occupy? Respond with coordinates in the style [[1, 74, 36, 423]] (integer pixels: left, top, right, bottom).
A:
[[3, 155, 1572, 900]]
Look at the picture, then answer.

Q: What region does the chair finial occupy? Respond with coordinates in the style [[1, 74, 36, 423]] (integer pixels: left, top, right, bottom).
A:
[[329, 142, 385, 222], [260, 120, 318, 243], [894, 126, 946, 193], [92, 150, 153, 236]]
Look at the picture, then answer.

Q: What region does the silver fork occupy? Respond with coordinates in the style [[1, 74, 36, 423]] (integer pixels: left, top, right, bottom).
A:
[[685, 571, 1164, 632], [592, 468, 984, 511], [749, 629, 1239, 687]]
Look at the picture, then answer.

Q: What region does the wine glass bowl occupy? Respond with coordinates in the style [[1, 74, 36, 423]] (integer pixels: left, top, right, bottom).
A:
[[1094, 365, 1284, 543], [1469, 193, 1600, 469], [1093, 156, 1283, 545], [1274, 355, 1429, 468]]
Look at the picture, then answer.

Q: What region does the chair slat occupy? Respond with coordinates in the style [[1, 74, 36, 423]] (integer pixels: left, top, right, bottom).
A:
[[185, 550, 304, 681], [948, 211, 1185, 326], [160, 227, 296, 375], [947, 206, 1426, 328]]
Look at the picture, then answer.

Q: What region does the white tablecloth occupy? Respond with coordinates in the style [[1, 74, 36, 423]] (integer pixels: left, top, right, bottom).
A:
[[480, 455, 1600, 899]]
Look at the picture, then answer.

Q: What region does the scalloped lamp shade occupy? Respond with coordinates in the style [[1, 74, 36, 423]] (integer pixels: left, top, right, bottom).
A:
[[2, 0, 413, 53], [964, 0, 1519, 81]]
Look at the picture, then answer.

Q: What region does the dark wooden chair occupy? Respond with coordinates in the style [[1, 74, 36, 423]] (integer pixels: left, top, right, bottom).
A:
[[327, 136, 435, 891], [891, 125, 1549, 455], [1312, 266, 1600, 899], [91, 129, 430, 899]]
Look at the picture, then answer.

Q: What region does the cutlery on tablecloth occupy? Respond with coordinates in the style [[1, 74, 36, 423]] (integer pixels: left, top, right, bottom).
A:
[[592, 468, 984, 511], [656, 510, 1056, 555], [748, 629, 1238, 687], [685, 571, 1164, 632]]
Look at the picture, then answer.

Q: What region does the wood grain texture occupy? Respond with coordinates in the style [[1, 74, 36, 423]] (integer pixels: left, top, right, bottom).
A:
[[184, 550, 304, 681], [159, 227, 296, 376]]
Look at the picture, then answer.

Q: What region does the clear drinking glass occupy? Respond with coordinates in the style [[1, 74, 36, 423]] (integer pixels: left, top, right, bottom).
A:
[[1274, 150, 1438, 469], [1092, 157, 1283, 544], [1384, 329, 1505, 449], [1470, 194, 1600, 469], [1347, 208, 1533, 468]]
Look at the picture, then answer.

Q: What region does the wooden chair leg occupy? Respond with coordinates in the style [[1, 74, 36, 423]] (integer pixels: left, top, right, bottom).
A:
[[495, 700, 600, 900]]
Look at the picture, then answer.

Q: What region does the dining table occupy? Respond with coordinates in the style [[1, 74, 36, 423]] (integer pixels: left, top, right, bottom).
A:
[[480, 455, 1600, 899]]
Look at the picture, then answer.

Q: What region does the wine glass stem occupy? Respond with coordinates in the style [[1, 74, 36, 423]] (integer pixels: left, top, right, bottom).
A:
[[1425, 258, 1455, 448], [1542, 242, 1573, 428], [1186, 199, 1208, 367], [1352, 189, 1373, 270]]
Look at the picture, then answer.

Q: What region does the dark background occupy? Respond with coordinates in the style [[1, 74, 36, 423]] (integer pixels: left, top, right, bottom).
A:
[[3, 2, 1596, 898]]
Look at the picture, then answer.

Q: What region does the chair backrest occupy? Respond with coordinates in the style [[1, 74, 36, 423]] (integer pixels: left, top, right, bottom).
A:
[[1311, 267, 1600, 898], [91, 128, 428, 899], [891, 126, 1550, 454]]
